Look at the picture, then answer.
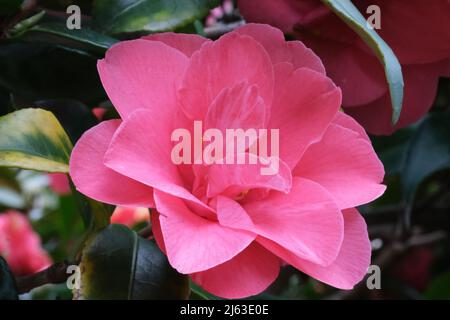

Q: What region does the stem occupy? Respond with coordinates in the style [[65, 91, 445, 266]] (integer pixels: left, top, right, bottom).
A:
[[15, 261, 73, 294]]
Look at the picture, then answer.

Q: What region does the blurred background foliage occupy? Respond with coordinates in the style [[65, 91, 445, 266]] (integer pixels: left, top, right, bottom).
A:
[[0, 0, 449, 300]]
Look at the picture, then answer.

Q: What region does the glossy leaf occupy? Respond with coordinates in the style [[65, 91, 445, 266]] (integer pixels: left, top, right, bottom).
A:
[[0, 108, 72, 173], [20, 22, 118, 54], [77, 224, 190, 300], [0, 257, 18, 300], [32, 99, 98, 144], [92, 0, 218, 36], [0, 42, 106, 106], [402, 111, 450, 205], [0, 0, 23, 16], [321, 0, 404, 124]]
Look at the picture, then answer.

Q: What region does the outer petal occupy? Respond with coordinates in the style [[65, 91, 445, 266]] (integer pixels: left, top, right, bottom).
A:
[[269, 63, 341, 168], [238, 0, 313, 33], [104, 109, 213, 215], [142, 32, 210, 57], [332, 111, 370, 143], [191, 242, 280, 299], [70, 120, 154, 207], [243, 178, 344, 267], [372, 0, 450, 64], [154, 191, 255, 274], [274, 208, 371, 290], [235, 23, 325, 74], [345, 62, 442, 135], [97, 39, 188, 119], [306, 38, 387, 107], [178, 32, 274, 120], [294, 123, 385, 209]]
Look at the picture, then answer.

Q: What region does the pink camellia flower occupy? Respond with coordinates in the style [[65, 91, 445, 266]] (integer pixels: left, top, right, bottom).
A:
[[239, 0, 450, 135], [110, 207, 150, 228], [70, 23, 385, 298], [0, 211, 52, 276], [48, 173, 71, 195]]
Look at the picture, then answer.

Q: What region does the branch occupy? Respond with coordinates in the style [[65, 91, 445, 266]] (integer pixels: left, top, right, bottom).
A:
[[15, 261, 73, 294]]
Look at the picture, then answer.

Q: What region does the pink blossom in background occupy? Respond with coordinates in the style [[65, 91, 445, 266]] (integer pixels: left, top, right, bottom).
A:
[[48, 173, 71, 195], [0, 211, 52, 276], [110, 207, 149, 228], [92, 107, 106, 121], [70, 24, 385, 298], [238, 0, 450, 135]]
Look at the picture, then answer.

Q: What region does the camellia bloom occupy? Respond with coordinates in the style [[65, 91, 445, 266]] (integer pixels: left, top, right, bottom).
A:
[[239, 0, 450, 134], [110, 207, 150, 228], [48, 173, 71, 195], [0, 211, 52, 276], [70, 23, 385, 298]]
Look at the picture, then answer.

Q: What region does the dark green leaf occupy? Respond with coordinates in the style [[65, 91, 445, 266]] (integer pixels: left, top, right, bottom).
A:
[[0, 42, 106, 106], [0, 257, 18, 300], [402, 111, 450, 205], [0, 0, 24, 16], [0, 85, 15, 117], [78, 224, 190, 299], [39, 0, 93, 13], [92, 0, 219, 36], [320, 0, 404, 124], [19, 22, 118, 54], [0, 108, 72, 173], [372, 127, 415, 176], [425, 272, 450, 299], [32, 99, 98, 143], [8, 10, 46, 36]]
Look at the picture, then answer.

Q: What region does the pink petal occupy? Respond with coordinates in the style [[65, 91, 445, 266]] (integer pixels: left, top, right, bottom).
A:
[[269, 63, 341, 168], [205, 80, 266, 133], [244, 177, 344, 267], [332, 111, 370, 143], [151, 211, 166, 253], [206, 153, 292, 198], [235, 23, 325, 74], [346, 62, 442, 135], [97, 39, 188, 119], [238, 0, 309, 33], [191, 242, 280, 299], [103, 109, 213, 216], [154, 190, 255, 274], [70, 120, 154, 207], [277, 208, 371, 290], [306, 38, 387, 107], [142, 32, 210, 57], [294, 124, 385, 209], [48, 173, 70, 195], [178, 31, 274, 120], [371, 0, 450, 64]]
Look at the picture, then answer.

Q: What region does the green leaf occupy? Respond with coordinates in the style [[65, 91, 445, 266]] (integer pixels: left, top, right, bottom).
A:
[[320, 0, 404, 124], [372, 127, 415, 176], [0, 42, 106, 106], [19, 22, 119, 54], [402, 111, 450, 204], [32, 99, 98, 143], [0, 257, 18, 300], [0, 0, 24, 16], [425, 272, 450, 299], [92, 0, 219, 36], [0, 108, 72, 173], [8, 10, 46, 36], [77, 224, 190, 300]]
